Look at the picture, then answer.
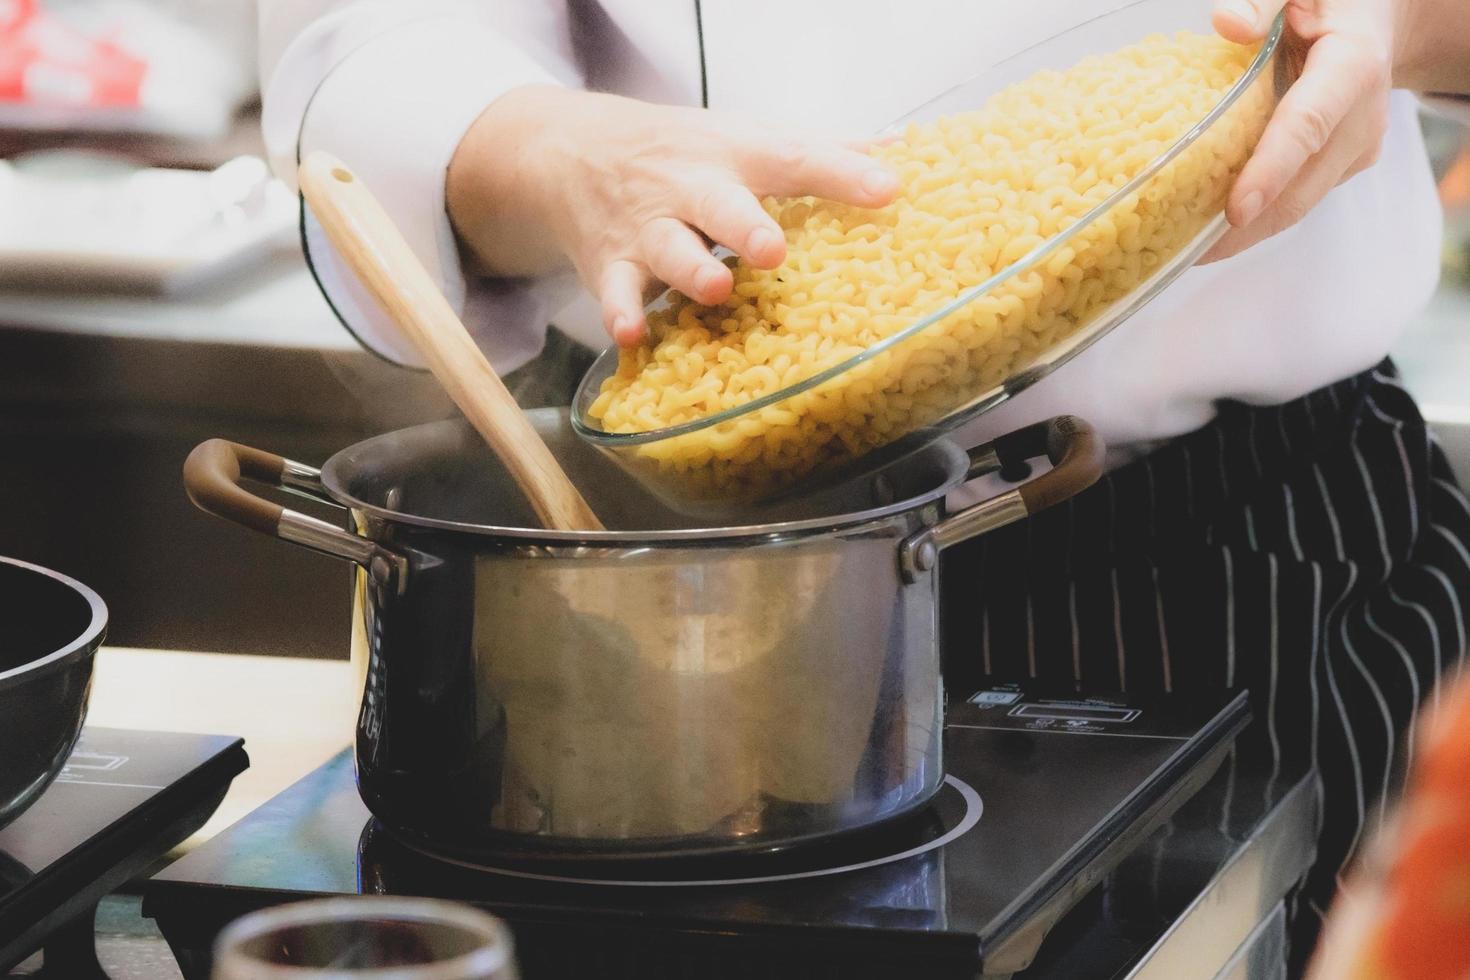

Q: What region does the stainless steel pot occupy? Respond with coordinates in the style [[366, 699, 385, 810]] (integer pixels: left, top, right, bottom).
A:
[[183, 409, 1101, 861]]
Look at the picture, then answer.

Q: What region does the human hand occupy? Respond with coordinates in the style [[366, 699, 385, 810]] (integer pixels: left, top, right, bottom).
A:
[[1203, 0, 1396, 261], [447, 86, 899, 346]]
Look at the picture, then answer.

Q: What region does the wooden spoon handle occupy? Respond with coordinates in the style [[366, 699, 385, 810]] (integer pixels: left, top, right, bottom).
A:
[[298, 151, 603, 532]]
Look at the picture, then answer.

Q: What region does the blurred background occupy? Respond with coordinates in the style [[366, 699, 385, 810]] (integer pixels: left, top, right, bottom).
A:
[[0, 0, 1466, 661]]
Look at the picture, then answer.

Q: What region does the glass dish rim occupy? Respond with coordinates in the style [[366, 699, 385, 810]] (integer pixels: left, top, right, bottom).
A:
[[571, 6, 1285, 448], [210, 896, 515, 979]]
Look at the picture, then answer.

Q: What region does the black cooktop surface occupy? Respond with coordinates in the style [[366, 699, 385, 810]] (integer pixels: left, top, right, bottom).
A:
[[0, 728, 247, 973], [146, 687, 1246, 979]]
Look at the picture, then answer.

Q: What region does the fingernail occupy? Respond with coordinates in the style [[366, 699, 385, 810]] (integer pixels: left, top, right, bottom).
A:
[[611, 315, 632, 339], [694, 265, 722, 297], [1220, 0, 1259, 30], [747, 227, 780, 258], [861, 168, 898, 198], [1236, 190, 1265, 226]]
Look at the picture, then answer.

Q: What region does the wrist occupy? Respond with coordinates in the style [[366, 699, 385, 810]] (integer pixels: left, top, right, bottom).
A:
[[446, 84, 568, 278]]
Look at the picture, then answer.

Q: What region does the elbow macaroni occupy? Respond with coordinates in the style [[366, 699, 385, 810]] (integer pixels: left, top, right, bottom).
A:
[[588, 32, 1273, 499]]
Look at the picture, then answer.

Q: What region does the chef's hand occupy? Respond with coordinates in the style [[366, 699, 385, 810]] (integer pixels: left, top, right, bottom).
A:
[[446, 85, 899, 347], [1203, 0, 1396, 261]]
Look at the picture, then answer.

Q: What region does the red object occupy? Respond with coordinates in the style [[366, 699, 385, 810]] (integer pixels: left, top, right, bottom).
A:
[[1325, 678, 1470, 979], [1414, 684, 1470, 805], [0, 0, 37, 32], [1377, 805, 1470, 979], [0, 0, 146, 108]]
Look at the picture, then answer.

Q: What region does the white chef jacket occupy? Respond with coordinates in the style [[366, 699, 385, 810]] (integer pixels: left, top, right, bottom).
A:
[[258, 0, 1444, 453]]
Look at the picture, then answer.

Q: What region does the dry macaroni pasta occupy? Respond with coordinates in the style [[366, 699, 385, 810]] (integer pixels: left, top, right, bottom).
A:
[[587, 31, 1273, 499]]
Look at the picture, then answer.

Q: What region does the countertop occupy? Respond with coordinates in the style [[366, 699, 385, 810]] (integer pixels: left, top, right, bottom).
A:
[[85, 646, 358, 845]]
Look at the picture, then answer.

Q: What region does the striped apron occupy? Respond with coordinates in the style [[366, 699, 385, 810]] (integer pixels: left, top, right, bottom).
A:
[[940, 360, 1470, 964]]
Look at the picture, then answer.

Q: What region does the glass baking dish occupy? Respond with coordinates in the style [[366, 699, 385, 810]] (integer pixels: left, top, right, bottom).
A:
[[571, 0, 1286, 513]]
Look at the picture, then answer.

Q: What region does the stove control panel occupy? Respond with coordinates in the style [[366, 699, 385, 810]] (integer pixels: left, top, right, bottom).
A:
[[1007, 703, 1140, 724], [950, 684, 1214, 739]]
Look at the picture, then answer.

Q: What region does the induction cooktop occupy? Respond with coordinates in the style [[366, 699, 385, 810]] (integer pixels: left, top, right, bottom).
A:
[[145, 685, 1247, 979], [0, 728, 247, 975]]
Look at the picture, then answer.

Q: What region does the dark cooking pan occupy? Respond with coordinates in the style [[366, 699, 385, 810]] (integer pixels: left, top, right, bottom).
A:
[[0, 557, 105, 830]]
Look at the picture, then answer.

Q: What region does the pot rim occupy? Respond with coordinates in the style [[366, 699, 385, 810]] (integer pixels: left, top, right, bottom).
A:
[[318, 419, 969, 543], [0, 557, 107, 691]]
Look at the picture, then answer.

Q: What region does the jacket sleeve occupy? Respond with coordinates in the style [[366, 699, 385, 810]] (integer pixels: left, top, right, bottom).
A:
[[258, 0, 585, 370]]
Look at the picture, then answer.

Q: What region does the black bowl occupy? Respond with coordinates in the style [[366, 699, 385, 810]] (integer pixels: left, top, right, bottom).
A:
[[0, 557, 106, 831]]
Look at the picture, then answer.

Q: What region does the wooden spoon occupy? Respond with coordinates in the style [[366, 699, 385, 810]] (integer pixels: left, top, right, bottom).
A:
[[298, 151, 603, 531]]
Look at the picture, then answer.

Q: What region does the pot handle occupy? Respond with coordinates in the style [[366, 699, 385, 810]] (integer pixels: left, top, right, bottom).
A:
[[184, 439, 405, 588], [898, 416, 1104, 583]]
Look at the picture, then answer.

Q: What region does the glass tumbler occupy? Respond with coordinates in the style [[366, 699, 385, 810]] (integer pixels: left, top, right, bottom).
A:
[[211, 897, 518, 980]]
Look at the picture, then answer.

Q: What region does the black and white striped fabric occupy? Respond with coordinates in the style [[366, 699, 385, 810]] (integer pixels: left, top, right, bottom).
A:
[[940, 359, 1470, 962]]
